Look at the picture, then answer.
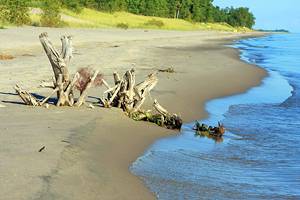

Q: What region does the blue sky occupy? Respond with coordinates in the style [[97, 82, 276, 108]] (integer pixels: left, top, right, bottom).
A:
[[213, 0, 300, 32]]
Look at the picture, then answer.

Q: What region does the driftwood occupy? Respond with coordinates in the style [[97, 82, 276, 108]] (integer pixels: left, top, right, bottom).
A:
[[15, 33, 102, 107], [14, 84, 40, 106], [158, 67, 175, 73], [101, 69, 158, 112], [130, 101, 182, 130], [153, 99, 182, 129], [101, 69, 182, 130], [39, 33, 72, 83], [194, 121, 225, 139], [14, 32, 182, 130], [38, 146, 46, 152]]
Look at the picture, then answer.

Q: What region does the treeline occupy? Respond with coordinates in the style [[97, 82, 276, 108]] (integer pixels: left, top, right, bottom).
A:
[[0, 0, 31, 25], [0, 0, 255, 28], [62, 0, 256, 28], [0, 0, 63, 27]]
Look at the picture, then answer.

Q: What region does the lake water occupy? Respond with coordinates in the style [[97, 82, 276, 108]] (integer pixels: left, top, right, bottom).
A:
[[131, 33, 300, 199]]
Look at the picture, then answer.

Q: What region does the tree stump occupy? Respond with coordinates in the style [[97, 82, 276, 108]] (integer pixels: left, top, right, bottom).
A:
[[15, 33, 102, 107], [101, 69, 182, 130]]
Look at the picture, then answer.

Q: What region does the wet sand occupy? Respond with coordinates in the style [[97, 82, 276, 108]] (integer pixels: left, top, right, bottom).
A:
[[0, 28, 266, 200]]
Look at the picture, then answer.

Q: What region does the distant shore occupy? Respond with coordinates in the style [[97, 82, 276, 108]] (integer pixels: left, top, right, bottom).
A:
[[0, 28, 267, 200]]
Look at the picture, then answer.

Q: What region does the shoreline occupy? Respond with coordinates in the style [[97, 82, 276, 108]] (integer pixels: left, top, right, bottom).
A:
[[131, 33, 298, 199], [0, 28, 267, 200]]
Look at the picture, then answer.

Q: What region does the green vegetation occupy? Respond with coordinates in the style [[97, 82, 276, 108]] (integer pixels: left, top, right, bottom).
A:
[[116, 22, 129, 29], [60, 8, 251, 32], [225, 7, 255, 28], [0, 0, 31, 26], [75, 0, 255, 28], [40, 0, 62, 27], [144, 19, 165, 28], [0, 0, 256, 31]]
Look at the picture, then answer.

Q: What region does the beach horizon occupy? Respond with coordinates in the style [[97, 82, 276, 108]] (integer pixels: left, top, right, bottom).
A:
[[0, 28, 267, 200]]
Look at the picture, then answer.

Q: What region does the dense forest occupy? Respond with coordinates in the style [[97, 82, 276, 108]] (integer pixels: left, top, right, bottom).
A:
[[0, 0, 255, 28]]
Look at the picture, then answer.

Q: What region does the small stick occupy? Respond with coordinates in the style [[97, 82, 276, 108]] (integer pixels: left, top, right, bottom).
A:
[[102, 79, 111, 90], [38, 146, 46, 152], [40, 87, 59, 105]]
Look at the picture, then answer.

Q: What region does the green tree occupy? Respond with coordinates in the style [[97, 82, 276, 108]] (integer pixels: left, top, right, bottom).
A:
[[211, 6, 227, 23], [1, 0, 31, 26], [142, 0, 168, 17], [46, 0, 256, 29], [91, 0, 127, 12], [127, 0, 141, 14], [0, 1, 8, 25], [227, 7, 255, 28], [167, 0, 181, 18], [191, 0, 202, 21], [41, 0, 62, 27], [179, 0, 192, 20], [80, 0, 97, 8], [62, 0, 83, 13]]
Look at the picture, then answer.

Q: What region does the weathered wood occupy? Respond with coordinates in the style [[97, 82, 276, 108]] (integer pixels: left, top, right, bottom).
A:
[[153, 99, 170, 117], [65, 72, 80, 96], [135, 72, 158, 98], [132, 97, 146, 113], [14, 85, 39, 106], [123, 69, 136, 112], [108, 83, 121, 105], [113, 72, 121, 85], [40, 87, 59, 106], [104, 84, 119, 94], [132, 73, 158, 112], [56, 74, 68, 106], [39, 81, 55, 89], [39, 32, 76, 107], [153, 99, 182, 129], [60, 35, 73, 65], [101, 70, 182, 129], [102, 79, 111, 90], [39, 32, 72, 83], [16, 32, 182, 130], [158, 67, 175, 73]]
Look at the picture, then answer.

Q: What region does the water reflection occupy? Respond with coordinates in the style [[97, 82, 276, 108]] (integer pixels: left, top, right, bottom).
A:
[[194, 132, 224, 143]]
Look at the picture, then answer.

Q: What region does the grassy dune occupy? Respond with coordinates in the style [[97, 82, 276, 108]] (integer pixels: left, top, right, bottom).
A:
[[30, 8, 252, 32]]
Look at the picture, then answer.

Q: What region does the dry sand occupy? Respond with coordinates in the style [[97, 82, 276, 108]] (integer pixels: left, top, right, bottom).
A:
[[0, 27, 267, 200]]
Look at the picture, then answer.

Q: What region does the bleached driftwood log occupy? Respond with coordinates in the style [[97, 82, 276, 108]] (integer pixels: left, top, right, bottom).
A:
[[129, 100, 183, 129], [14, 84, 55, 107], [39, 33, 72, 83], [15, 33, 102, 107], [102, 69, 158, 112], [153, 99, 182, 129], [133, 72, 158, 113], [14, 84, 39, 106], [101, 69, 182, 130], [39, 32, 75, 106]]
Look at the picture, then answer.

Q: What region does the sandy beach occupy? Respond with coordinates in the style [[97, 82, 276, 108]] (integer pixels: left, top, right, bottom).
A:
[[0, 28, 266, 200]]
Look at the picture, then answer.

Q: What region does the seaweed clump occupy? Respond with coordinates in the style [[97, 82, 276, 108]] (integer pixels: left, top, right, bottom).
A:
[[194, 121, 225, 141]]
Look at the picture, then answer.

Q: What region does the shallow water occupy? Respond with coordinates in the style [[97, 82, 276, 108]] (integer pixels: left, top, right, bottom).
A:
[[131, 34, 300, 199]]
